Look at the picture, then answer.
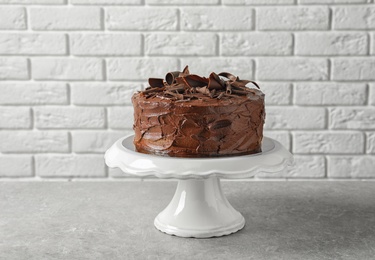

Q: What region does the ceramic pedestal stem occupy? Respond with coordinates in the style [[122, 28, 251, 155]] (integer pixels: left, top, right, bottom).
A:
[[154, 176, 245, 238]]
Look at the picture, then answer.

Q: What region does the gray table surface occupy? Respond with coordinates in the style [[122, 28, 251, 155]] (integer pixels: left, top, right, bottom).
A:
[[1, 181, 374, 260]]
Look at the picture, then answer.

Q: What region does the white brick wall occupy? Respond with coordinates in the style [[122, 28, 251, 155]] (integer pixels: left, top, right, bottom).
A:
[[0, 1, 374, 180]]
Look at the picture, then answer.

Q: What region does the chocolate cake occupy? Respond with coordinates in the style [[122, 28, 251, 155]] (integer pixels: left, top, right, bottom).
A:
[[132, 66, 265, 158]]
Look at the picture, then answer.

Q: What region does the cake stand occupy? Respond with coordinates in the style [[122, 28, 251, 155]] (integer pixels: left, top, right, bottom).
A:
[[105, 135, 293, 238]]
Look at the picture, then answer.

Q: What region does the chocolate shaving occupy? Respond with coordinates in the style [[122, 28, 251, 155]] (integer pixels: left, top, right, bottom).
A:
[[165, 90, 183, 100], [183, 74, 209, 88], [143, 87, 165, 94], [247, 80, 260, 89], [231, 79, 260, 89], [166, 71, 180, 85], [226, 83, 232, 94], [208, 72, 224, 90], [143, 65, 260, 101], [168, 84, 185, 93], [209, 89, 216, 98], [218, 72, 237, 81], [217, 92, 225, 99], [182, 65, 190, 75], [148, 78, 164, 88], [231, 89, 249, 95], [196, 86, 210, 95], [175, 77, 186, 85]]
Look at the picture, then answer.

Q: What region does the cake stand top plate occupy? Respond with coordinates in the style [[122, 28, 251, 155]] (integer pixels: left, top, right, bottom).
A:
[[105, 135, 293, 179]]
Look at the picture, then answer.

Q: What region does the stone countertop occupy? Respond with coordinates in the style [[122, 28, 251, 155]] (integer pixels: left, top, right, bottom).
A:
[[1, 181, 374, 260]]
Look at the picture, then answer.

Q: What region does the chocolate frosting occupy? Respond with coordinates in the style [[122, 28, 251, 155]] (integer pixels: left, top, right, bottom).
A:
[[132, 66, 265, 158]]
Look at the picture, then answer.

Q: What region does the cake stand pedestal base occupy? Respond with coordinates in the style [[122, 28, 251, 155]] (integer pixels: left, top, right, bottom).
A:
[[154, 176, 245, 238], [105, 135, 293, 238]]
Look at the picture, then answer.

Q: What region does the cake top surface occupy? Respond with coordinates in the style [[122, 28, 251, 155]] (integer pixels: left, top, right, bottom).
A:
[[137, 66, 264, 103]]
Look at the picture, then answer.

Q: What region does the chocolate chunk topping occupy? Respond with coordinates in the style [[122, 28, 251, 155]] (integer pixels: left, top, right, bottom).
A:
[[143, 66, 260, 101]]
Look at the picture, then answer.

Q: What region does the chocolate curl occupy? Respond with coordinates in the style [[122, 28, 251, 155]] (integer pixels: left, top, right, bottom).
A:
[[177, 65, 190, 78], [231, 80, 260, 89], [182, 65, 190, 75], [231, 89, 249, 95], [196, 86, 210, 95], [143, 86, 165, 94], [208, 72, 224, 90], [246, 80, 260, 89], [175, 77, 185, 85], [209, 89, 216, 98], [165, 90, 184, 100], [218, 72, 237, 81], [166, 71, 181, 85], [217, 92, 225, 99], [148, 78, 164, 88], [226, 82, 232, 94], [168, 84, 185, 93], [183, 74, 209, 88]]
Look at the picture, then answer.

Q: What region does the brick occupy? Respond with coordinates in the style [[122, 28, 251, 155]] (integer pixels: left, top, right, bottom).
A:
[[72, 0, 140, 4], [145, 33, 217, 56], [293, 132, 364, 154], [70, 33, 141, 56], [147, 0, 218, 4], [0, 131, 69, 153], [298, 0, 371, 4], [0, 0, 65, 3], [257, 58, 328, 81], [0, 7, 26, 30], [35, 107, 105, 129], [0, 83, 67, 105], [300, 0, 370, 3], [32, 58, 103, 80], [257, 7, 329, 30], [181, 7, 253, 31], [30, 7, 101, 30], [72, 130, 131, 153], [333, 6, 375, 30], [256, 156, 325, 178], [265, 107, 326, 130], [0, 107, 31, 129], [108, 106, 134, 129], [295, 83, 367, 105], [0, 58, 28, 80], [288, 156, 325, 178], [223, 0, 294, 4], [263, 131, 291, 151], [329, 108, 375, 130], [328, 156, 375, 178], [0, 33, 66, 55], [367, 132, 375, 154], [106, 7, 177, 31], [107, 58, 179, 80], [332, 58, 375, 81], [295, 32, 368, 55], [180, 58, 254, 79], [71, 83, 141, 105], [260, 83, 291, 105], [35, 155, 106, 177], [0, 155, 33, 177], [370, 83, 375, 105], [221, 33, 292, 56]]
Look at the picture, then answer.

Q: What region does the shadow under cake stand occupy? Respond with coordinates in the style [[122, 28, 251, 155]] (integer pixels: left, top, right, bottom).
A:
[[105, 135, 293, 238]]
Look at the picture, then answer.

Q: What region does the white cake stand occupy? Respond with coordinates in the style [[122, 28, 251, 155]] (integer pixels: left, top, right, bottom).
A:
[[105, 135, 293, 238]]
